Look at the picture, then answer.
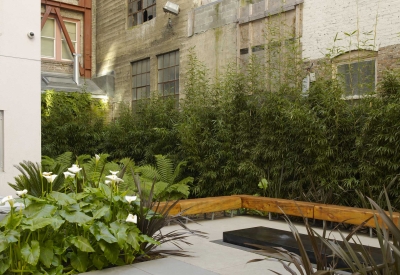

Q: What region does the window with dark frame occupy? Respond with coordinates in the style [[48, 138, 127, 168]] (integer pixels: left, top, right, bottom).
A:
[[128, 0, 156, 27], [158, 50, 179, 103], [132, 59, 150, 111], [337, 59, 376, 98]]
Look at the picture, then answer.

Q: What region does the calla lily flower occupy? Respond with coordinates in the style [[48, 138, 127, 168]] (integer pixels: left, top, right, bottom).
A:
[[16, 189, 28, 197], [125, 196, 137, 203], [68, 164, 82, 174], [42, 172, 52, 177], [95, 154, 100, 162], [105, 174, 124, 183], [105, 180, 111, 185], [63, 171, 75, 179], [126, 214, 137, 224], [109, 171, 119, 175], [44, 174, 57, 183], [1, 195, 14, 205]]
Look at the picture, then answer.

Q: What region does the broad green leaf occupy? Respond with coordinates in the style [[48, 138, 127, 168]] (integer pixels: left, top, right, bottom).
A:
[[141, 234, 159, 245], [90, 222, 117, 243], [40, 240, 54, 268], [50, 215, 65, 230], [21, 217, 53, 231], [110, 221, 128, 248], [49, 191, 77, 206], [126, 230, 140, 250], [65, 203, 80, 212], [21, 240, 40, 265], [0, 212, 22, 229], [100, 183, 112, 198], [92, 254, 107, 270], [92, 206, 111, 220], [70, 251, 89, 273], [47, 266, 63, 275], [23, 203, 57, 218], [98, 241, 120, 264], [70, 236, 95, 252], [59, 210, 92, 225], [3, 229, 19, 243], [0, 258, 10, 275], [0, 235, 9, 253]]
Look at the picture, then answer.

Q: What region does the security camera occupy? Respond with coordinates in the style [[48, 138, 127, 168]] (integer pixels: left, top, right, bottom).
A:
[[27, 32, 35, 39]]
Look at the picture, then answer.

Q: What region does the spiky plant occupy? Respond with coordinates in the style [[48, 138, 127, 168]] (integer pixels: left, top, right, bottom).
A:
[[9, 160, 65, 197]]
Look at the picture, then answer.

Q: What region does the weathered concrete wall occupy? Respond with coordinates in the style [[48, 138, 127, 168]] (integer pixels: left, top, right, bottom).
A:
[[302, 0, 400, 60], [0, 0, 41, 196], [95, 0, 239, 105]]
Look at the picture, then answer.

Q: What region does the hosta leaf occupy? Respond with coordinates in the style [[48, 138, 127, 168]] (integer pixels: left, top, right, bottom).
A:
[[21, 240, 40, 265], [70, 236, 95, 252], [23, 203, 57, 218], [90, 222, 117, 243], [40, 241, 54, 268], [98, 241, 120, 264], [59, 210, 92, 225], [92, 206, 111, 220], [70, 251, 89, 273], [49, 192, 77, 206]]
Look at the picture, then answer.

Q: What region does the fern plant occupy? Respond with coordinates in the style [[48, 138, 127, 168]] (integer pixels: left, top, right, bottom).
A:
[[136, 155, 193, 201]]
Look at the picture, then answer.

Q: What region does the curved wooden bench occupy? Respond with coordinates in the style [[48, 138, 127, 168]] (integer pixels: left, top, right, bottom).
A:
[[180, 196, 242, 216]]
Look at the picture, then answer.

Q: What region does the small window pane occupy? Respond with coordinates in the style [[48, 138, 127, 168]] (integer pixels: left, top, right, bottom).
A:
[[175, 66, 179, 79], [158, 56, 163, 69], [65, 22, 77, 41], [146, 73, 150, 85], [62, 41, 75, 60], [132, 63, 137, 75], [41, 38, 55, 57], [158, 71, 163, 83], [164, 54, 170, 68], [132, 88, 137, 100], [163, 70, 168, 82], [42, 19, 55, 37]]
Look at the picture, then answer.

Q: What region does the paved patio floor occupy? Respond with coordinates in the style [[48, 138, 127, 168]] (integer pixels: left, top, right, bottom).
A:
[[84, 215, 380, 275]]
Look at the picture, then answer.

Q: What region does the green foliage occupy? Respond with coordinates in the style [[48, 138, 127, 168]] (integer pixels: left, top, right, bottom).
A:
[[41, 90, 107, 157], [137, 155, 193, 200]]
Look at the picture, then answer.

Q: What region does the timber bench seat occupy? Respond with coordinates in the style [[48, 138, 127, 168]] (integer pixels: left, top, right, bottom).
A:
[[235, 195, 315, 219], [156, 195, 400, 236], [180, 196, 242, 216]]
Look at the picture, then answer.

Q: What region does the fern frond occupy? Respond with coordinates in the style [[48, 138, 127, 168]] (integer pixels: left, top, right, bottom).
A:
[[155, 155, 174, 183]]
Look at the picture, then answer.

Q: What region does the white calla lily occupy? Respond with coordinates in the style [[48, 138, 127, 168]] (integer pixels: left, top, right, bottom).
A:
[[1, 195, 14, 205], [105, 180, 111, 185], [44, 174, 57, 183], [68, 164, 82, 174], [63, 171, 75, 179], [125, 196, 137, 203], [95, 154, 100, 162], [42, 172, 52, 177], [16, 189, 28, 197], [126, 214, 137, 224], [105, 174, 124, 183], [109, 171, 119, 175]]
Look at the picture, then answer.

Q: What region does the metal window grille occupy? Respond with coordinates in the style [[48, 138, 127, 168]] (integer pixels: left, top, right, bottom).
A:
[[132, 58, 150, 111], [157, 50, 179, 104], [128, 0, 156, 27]]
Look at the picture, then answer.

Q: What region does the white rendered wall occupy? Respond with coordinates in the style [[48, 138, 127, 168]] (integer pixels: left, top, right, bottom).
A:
[[302, 0, 400, 60], [0, 0, 41, 196]]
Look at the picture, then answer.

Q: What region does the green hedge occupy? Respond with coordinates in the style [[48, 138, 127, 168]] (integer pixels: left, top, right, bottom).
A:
[[41, 63, 400, 209]]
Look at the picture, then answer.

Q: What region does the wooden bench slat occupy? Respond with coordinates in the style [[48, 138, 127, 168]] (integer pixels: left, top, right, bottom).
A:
[[180, 196, 242, 215]]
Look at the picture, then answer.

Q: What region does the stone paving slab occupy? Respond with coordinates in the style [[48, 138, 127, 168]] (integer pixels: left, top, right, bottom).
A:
[[81, 258, 218, 275]]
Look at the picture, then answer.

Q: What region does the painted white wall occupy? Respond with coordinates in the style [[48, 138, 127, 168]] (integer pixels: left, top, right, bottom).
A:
[[302, 0, 400, 60], [0, 0, 41, 196]]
